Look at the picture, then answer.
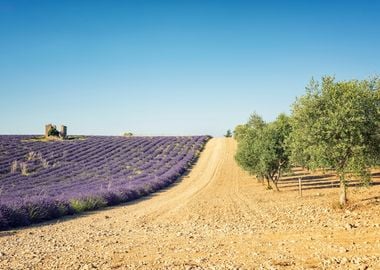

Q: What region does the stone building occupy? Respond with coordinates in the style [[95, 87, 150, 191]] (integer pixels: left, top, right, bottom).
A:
[[45, 124, 54, 137], [60, 125, 67, 138], [45, 124, 67, 139]]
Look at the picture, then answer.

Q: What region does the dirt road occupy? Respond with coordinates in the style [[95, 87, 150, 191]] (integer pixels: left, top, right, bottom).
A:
[[0, 138, 379, 269]]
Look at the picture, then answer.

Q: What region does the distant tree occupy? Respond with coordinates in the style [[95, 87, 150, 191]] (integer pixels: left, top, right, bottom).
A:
[[288, 76, 380, 205], [225, 129, 232, 138], [123, 132, 134, 137], [47, 126, 59, 137], [235, 113, 292, 190]]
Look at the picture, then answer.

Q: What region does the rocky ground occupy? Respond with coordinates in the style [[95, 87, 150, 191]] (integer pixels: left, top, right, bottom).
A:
[[0, 138, 379, 269]]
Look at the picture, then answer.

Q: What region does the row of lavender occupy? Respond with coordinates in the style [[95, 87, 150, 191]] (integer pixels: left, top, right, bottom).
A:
[[0, 135, 210, 230]]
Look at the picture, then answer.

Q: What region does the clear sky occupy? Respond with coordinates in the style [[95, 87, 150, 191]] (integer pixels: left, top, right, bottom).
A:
[[0, 0, 379, 136]]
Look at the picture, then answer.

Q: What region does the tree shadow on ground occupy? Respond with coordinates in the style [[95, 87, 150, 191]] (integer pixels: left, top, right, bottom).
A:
[[278, 170, 380, 192]]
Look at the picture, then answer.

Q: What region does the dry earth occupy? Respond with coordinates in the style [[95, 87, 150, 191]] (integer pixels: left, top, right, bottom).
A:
[[0, 138, 379, 270]]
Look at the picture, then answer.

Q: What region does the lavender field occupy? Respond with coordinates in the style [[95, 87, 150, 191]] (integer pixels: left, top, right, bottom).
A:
[[0, 135, 210, 230]]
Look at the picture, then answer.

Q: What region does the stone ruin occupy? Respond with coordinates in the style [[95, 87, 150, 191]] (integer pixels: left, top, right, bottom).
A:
[[45, 124, 67, 139]]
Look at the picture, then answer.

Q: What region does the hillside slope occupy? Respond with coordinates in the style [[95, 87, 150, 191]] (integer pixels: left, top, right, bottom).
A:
[[0, 138, 379, 269]]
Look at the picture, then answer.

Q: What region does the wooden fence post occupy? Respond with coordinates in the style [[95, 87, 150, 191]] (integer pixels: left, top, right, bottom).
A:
[[298, 178, 302, 197]]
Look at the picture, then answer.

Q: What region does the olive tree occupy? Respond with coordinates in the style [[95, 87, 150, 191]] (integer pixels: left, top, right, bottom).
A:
[[235, 113, 265, 182], [288, 76, 380, 205], [235, 113, 292, 190], [264, 114, 292, 190]]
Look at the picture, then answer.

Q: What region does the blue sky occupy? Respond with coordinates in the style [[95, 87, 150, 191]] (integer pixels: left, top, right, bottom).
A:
[[0, 0, 379, 136]]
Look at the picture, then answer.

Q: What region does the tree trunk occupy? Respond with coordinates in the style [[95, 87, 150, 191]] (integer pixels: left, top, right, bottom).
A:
[[270, 172, 280, 192], [339, 174, 347, 206], [273, 164, 282, 192], [273, 180, 280, 191], [266, 177, 272, 190]]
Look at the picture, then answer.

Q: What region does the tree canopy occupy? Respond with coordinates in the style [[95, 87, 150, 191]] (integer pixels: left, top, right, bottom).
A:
[[288, 76, 380, 204], [224, 129, 233, 138], [235, 113, 291, 190], [235, 76, 380, 205]]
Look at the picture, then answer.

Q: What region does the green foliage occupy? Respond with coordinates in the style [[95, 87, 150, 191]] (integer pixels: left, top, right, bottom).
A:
[[123, 132, 134, 137], [70, 197, 107, 213], [233, 124, 247, 140], [27, 205, 47, 222], [47, 126, 59, 137], [288, 76, 380, 204], [235, 113, 292, 190], [235, 76, 380, 204], [235, 113, 264, 175], [225, 129, 232, 138]]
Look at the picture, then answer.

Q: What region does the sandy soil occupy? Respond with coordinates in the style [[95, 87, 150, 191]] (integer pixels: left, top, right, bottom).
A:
[[0, 138, 379, 269]]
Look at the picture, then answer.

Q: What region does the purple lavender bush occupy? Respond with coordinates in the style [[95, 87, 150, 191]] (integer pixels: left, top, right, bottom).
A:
[[0, 135, 210, 230]]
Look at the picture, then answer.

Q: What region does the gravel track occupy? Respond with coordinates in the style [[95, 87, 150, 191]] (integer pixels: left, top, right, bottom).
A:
[[0, 138, 379, 269]]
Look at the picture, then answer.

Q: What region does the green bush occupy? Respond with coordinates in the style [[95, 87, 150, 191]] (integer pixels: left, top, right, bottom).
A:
[[70, 197, 107, 213], [48, 126, 59, 137]]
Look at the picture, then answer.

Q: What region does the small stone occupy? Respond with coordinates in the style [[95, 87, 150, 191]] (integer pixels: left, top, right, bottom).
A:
[[340, 257, 348, 265], [80, 265, 89, 270], [345, 223, 357, 230]]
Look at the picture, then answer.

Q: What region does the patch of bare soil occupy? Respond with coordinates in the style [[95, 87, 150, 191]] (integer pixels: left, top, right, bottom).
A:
[[0, 138, 379, 269]]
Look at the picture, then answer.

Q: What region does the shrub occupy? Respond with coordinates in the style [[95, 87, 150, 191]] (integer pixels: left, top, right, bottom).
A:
[[0, 203, 30, 229], [48, 126, 59, 137], [70, 197, 107, 213], [101, 191, 121, 206]]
